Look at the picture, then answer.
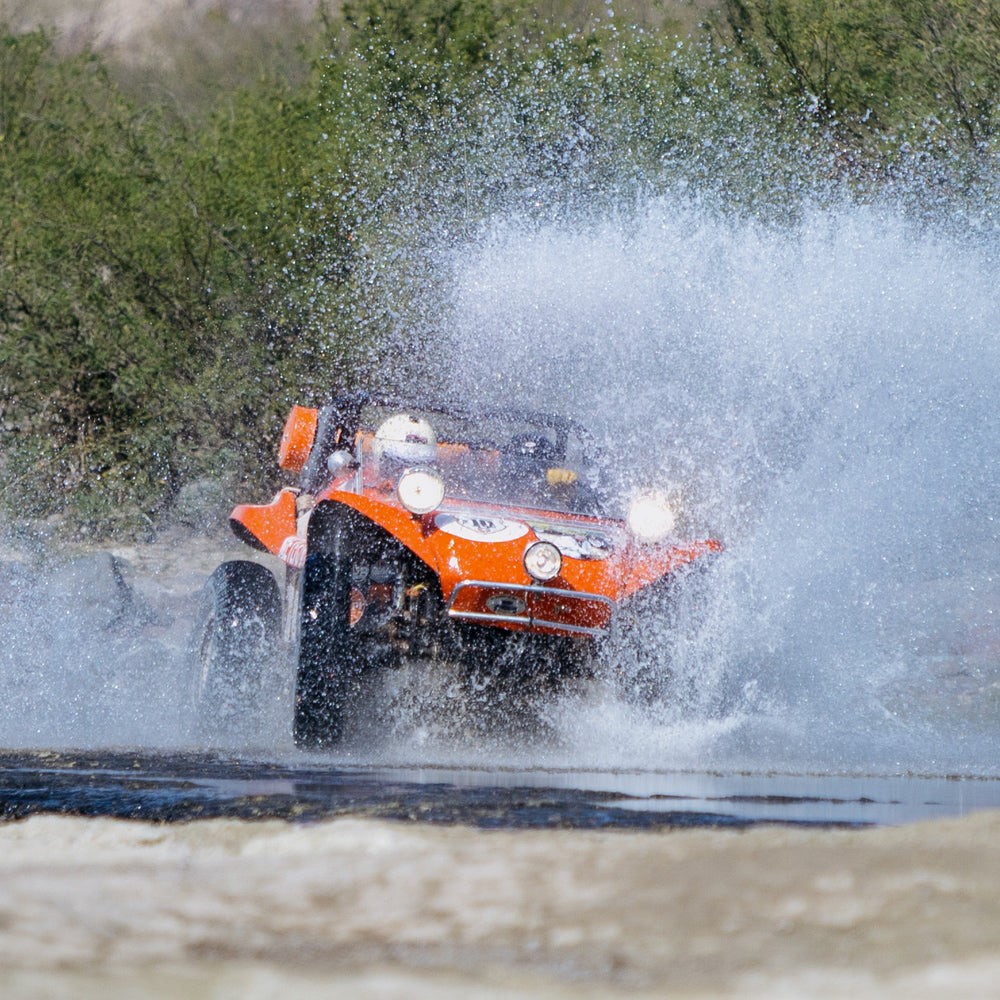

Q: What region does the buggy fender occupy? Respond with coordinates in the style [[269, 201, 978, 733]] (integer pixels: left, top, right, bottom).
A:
[[616, 537, 723, 597], [310, 494, 552, 597], [230, 489, 299, 556], [307, 495, 453, 578]]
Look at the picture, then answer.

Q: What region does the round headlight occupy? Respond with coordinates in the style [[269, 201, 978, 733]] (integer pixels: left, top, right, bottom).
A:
[[627, 492, 677, 543], [523, 540, 562, 582], [397, 469, 445, 515]]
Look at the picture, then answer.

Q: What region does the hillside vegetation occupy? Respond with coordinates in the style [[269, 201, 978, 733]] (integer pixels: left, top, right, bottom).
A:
[[1, 0, 997, 534]]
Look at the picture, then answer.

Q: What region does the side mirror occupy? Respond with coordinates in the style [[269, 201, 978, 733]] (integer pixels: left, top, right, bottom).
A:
[[326, 449, 355, 474]]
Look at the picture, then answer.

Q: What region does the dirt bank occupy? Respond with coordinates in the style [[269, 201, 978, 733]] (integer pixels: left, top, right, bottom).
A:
[[4, 810, 1000, 998], [0, 0, 320, 57]]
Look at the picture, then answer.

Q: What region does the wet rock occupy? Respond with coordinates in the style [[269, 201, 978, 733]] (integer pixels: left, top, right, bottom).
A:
[[171, 478, 230, 533], [46, 552, 159, 631]]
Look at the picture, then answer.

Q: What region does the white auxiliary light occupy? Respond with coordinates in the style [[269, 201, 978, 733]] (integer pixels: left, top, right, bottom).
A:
[[627, 492, 677, 543], [523, 540, 562, 582], [397, 468, 445, 515]]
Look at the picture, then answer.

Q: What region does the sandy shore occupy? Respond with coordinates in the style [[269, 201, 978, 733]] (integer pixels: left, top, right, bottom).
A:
[[4, 809, 1000, 998]]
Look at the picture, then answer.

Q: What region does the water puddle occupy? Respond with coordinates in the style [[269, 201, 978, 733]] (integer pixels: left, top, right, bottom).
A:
[[3, 750, 999, 828]]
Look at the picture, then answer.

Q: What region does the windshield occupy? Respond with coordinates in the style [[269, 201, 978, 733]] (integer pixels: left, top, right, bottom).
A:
[[355, 402, 607, 516]]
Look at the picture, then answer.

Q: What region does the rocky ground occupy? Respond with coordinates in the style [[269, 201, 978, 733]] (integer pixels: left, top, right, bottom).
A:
[[0, 525, 255, 748]]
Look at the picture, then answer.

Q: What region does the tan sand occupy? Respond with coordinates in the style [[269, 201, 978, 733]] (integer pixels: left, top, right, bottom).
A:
[[3, 809, 1000, 998]]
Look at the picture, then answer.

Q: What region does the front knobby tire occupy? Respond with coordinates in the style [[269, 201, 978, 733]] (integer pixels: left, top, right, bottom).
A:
[[188, 560, 280, 740], [293, 549, 359, 748]]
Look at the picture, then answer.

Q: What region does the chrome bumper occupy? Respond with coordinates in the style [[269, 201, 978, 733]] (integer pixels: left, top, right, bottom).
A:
[[446, 580, 614, 638]]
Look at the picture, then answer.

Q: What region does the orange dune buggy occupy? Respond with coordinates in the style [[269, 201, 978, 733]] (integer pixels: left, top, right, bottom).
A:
[[189, 393, 722, 746]]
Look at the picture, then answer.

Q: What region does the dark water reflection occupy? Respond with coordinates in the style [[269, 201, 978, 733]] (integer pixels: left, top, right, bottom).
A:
[[1, 750, 998, 828]]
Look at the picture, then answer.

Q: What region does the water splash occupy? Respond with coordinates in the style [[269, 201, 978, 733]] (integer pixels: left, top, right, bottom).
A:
[[432, 195, 1000, 773], [4, 195, 998, 774]]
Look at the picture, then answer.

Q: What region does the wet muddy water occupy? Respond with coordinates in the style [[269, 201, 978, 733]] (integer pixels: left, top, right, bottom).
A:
[[3, 749, 999, 828]]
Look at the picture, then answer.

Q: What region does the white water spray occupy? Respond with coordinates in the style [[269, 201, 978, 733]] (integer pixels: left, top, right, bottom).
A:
[[2, 194, 997, 776], [436, 196, 1000, 773]]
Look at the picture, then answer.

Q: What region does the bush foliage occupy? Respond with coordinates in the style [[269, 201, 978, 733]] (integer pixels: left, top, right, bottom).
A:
[[0, 1, 996, 534]]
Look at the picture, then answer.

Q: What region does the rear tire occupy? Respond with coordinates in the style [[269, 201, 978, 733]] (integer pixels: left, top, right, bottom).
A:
[[188, 560, 280, 740]]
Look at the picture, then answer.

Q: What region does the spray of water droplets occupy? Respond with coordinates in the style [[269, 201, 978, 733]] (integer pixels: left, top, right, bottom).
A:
[[3, 37, 1000, 776], [2, 193, 997, 774], [420, 195, 1000, 773]]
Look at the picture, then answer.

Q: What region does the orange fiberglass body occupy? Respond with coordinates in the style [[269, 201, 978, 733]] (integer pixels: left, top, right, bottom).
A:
[[230, 400, 722, 640], [198, 392, 722, 748]]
